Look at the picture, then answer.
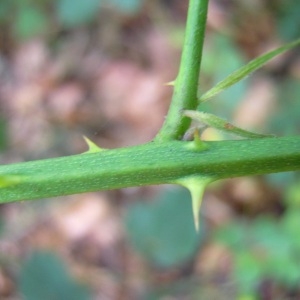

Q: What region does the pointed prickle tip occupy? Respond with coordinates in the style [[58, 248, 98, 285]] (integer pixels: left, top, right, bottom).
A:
[[190, 183, 206, 232], [83, 136, 105, 153], [164, 80, 175, 86], [191, 190, 202, 231], [176, 177, 213, 232]]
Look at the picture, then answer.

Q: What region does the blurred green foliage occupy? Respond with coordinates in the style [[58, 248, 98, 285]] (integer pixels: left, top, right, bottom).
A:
[[214, 183, 300, 297], [110, 0, 143, 13], [0, 118, 7, 152], [276, 0, 300, 40], [201, 34, 248, 118], [124, 187, 203, 268], [0, 0, 144, 39], [14, 5, 49, 38], [266, 77, 300, 188], [57, 0, 100, 27], [19, 251, 91, 300], [269, 79, 300, 136]]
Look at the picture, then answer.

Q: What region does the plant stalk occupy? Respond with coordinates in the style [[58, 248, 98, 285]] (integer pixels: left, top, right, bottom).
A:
[[155, 0, 209, 141], [0, 136, 299, 203]]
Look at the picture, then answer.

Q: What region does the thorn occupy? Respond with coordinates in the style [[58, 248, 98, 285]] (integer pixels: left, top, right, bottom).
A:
[[176, 177, 213, 231], [185, 129, 209, 151], [193, 128, 206, 150], [164, 80, 175, 86], [193, 128, 201, 144], [83, 136, 105, 153]]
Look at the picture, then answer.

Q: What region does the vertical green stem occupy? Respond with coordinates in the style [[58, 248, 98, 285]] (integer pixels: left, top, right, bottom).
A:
[[155, 0, 209, 142]]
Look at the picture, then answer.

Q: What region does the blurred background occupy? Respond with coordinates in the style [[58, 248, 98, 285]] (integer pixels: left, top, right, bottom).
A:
[[0, 0, 300, 299]]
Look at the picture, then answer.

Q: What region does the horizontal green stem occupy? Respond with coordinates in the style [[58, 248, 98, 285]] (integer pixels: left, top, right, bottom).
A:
[[0, 136, 299, 203]]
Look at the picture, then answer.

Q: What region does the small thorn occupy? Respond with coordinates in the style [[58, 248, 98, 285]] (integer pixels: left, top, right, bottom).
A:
[[164, 80, 175, 86], [193, 128, 201, 143], [185, 129, 209, 151], [193, 129, 206, 150], [83, 136, 105, 153]]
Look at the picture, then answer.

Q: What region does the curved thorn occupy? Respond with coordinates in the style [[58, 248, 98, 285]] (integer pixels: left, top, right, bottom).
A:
[[83, 136, 105, 153]]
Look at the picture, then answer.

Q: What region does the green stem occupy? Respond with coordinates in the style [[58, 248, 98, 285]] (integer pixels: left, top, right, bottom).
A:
[[1, 136, 299, 203], [155, 0, 209, 141]]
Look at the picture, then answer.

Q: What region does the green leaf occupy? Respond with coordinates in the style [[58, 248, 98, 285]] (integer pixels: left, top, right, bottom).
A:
[[57, 0, 100, 27], [199, 38, 300, 103], [200, 34, 247, 113], [184, 110, 274, 139], [14, 6, 48, 38], [19, 251, 91, 300], [124, 188, 201, 267]]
